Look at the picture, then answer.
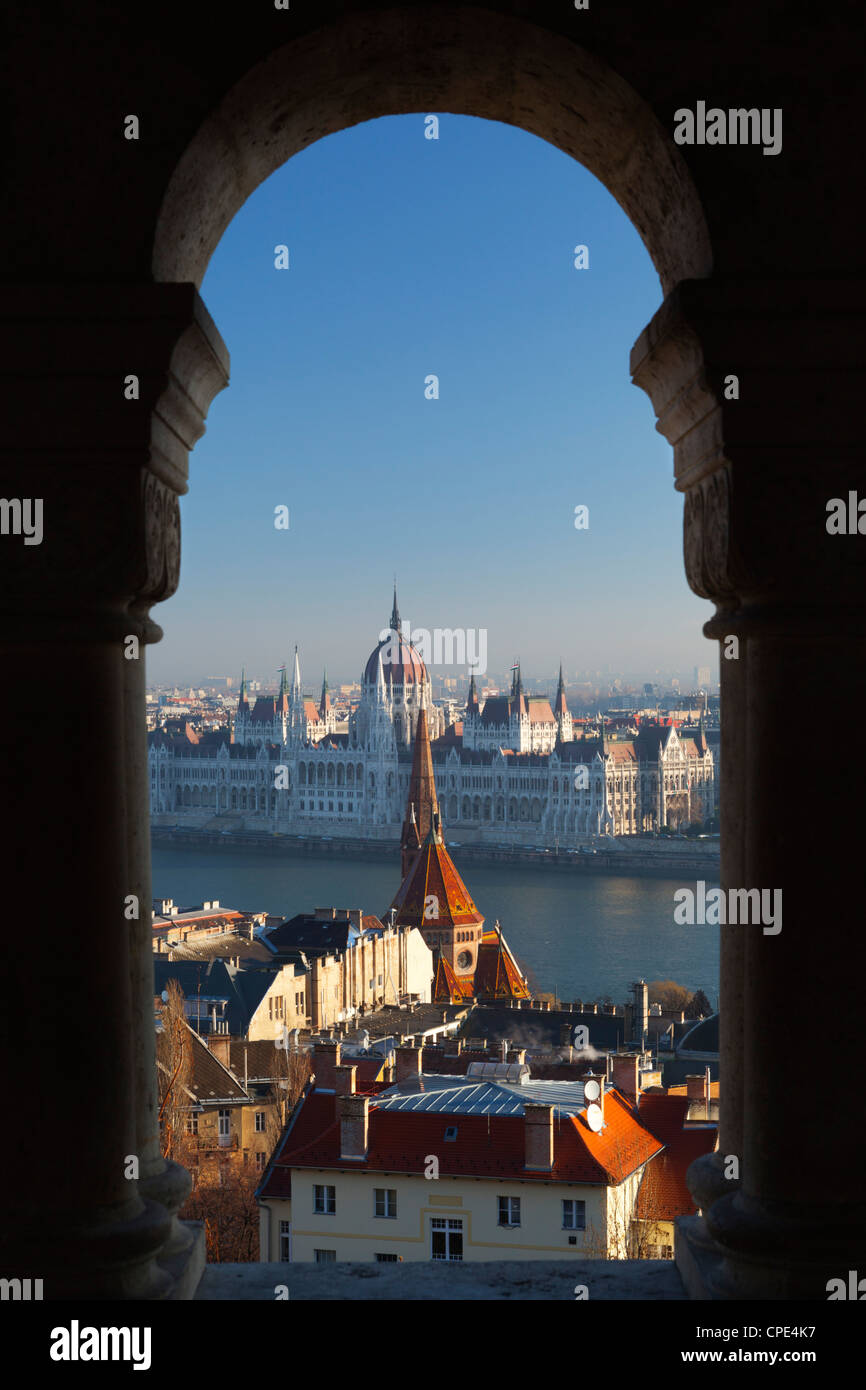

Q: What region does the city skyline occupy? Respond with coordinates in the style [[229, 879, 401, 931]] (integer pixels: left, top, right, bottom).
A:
[[147, 113, 717, 688]]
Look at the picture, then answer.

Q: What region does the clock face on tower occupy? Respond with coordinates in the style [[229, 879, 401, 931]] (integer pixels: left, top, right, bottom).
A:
[[457, 950, 472, 970]]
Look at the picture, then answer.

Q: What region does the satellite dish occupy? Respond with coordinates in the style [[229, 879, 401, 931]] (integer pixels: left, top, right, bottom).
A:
[[584, 1078, 600, 1102], [586, 1103, 603, 1132]]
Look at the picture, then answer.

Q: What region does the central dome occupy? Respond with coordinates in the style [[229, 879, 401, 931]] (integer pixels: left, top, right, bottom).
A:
[[364, 586, 428, 687], [364, 632, 428, 687]]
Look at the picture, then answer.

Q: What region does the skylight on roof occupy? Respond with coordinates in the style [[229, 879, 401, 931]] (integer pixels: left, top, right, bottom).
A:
[[443, 1126, 458, 1141]]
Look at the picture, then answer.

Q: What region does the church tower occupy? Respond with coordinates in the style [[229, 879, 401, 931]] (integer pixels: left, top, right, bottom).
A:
[[390, 707, 484, 985], [399, 706, 440, 879]]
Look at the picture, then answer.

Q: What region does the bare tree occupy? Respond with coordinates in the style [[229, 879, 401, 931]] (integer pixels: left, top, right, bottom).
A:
[[156, 980, 193, 1163], [265, 1044, 311, 1154], [181, 1162, 260, 1262]]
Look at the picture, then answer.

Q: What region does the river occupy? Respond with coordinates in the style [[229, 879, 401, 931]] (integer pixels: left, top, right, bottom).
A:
[[152, 843, 719, 1006]]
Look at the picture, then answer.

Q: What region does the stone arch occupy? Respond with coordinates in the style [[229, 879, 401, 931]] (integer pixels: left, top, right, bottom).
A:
[[153, 9, 710, 298]]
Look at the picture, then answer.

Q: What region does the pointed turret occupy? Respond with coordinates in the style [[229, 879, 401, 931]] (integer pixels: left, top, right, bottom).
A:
[[553, 662, 572, 745], [390, 582, 402, 638], [277, 665, 289, 713], [399, 706, 440, 878], [319, 668, 331, 720], [466, 673, 480, 717], [291, 646, 301, 696], [473, 920, 531, 1002], [554, 664, 567, 716], [237, 668, 249, 713]]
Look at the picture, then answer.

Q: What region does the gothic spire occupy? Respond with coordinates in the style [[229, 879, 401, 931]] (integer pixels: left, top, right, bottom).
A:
[[466, 673, 479, 716], [390, 581, 402, 637], [399, 706, 440, 879], [291, 645, 301, 695], [554, 662, 568, 716]]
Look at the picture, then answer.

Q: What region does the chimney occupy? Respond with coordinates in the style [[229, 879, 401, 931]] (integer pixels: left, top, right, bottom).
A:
[[334, 1064, 357, 1096], [632, 978, 649, 1048], [508, 1047, 527, 1065], [611, 1053, 640, 1103], [339, 1094, 369, 1160], [207, 1034, 231, 1068], [312, 1040, 341, 1090], [395, 1044, 422, 1083], [686, 1072, 710, 1113], [524, 1102, 554, 1171], [499, 1039, 509, 1062]]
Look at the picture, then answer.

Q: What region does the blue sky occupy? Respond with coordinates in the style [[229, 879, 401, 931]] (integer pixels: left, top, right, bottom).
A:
[[149, 113, 717, 691]]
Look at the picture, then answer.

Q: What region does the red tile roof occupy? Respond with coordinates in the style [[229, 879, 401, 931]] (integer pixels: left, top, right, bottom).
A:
[[634, 1093, 717, 1220], [432, 953, 474, 1003], [390, 838, 484, 931], [473, 928, 531, 1002], [260, 1083, 664, 1191]]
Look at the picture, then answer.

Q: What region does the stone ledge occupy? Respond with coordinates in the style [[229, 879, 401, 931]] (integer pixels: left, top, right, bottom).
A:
[[195, 1259, 686, 1301]]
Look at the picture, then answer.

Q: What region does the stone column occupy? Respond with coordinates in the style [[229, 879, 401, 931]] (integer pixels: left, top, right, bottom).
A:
[[0, 285, 228, 1297], [632, 278, 866, 1298]]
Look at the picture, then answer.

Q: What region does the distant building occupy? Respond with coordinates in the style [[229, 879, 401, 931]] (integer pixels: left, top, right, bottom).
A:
[[148, 589, 714, 842]]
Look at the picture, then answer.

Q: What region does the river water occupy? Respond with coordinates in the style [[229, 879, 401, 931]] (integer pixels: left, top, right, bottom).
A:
[[152, 844, 720, 1006]]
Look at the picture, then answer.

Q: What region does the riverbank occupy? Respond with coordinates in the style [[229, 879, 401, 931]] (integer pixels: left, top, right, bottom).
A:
[[150, 825, 720, 879]]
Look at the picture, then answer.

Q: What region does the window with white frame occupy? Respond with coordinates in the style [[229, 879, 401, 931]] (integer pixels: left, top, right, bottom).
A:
[[255, 1111, 266, 1132], [498, 1196, 521, 1227], [279, 1220, 291, 1262], [562, 1198, 586, 1230], [430, 1216, 463, 1261], [314, 1249, 336, 1263], [374, 1188, 397, 1219], [314, 1184, 336, 1214]]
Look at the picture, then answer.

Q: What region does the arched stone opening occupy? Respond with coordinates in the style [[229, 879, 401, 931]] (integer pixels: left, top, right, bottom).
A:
[[5, 0, 861, 1307], [153, 9, 710, 295]]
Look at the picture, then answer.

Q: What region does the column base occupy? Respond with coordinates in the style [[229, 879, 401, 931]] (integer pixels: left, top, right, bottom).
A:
[[157, 1220, 206, 1300], [674, 1214, 722, 1300], [681, 1192, 866, 1300]]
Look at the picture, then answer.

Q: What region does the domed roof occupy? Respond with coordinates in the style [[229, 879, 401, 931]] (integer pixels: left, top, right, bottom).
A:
[[364, 633, 428, 687], [364, 586, 428, 686]]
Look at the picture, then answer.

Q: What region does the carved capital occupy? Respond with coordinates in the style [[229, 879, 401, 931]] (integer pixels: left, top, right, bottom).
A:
[[0, 285, 228, 641], [632, 279, 866, 614]]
